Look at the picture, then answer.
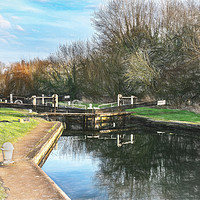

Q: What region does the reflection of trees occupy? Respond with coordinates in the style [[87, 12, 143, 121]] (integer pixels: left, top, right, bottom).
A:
[[57, 130, 200, 199]]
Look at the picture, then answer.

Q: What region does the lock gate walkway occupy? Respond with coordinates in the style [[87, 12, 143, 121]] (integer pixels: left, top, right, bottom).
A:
[[39, 112, 133, 131]]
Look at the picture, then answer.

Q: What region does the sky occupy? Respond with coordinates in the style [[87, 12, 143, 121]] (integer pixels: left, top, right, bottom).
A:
[[0, 0, 105, 64]]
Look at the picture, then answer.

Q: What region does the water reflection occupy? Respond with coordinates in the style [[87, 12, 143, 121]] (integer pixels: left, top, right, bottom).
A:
[[116, 134, 134, 147], [84, 134, 135, 147], [42, 127, 200, 200]]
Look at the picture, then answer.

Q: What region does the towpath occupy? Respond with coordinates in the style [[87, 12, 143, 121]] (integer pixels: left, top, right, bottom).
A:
[[0, 119, 70, 200]]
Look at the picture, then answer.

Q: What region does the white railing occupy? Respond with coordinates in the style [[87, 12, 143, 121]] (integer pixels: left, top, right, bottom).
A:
[[64, 103, 87, 109], [98, 102, 118, 109]]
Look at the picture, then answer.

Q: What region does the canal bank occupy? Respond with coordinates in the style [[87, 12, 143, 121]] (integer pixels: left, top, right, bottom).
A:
[[127, 107, 200, 132], [130, 115, 200, 132], [0, 120, 70, 200]]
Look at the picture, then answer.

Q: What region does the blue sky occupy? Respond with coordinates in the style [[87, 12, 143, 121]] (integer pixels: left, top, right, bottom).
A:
[[0, 0, 105, 64]]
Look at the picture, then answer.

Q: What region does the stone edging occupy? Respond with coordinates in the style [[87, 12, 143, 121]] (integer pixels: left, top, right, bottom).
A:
[[31, 122, 63, 165], [29, 121, 71, 200]]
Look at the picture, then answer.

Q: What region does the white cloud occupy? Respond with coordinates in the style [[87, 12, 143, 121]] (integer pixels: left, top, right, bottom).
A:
[[11, 16, 20, 20], [0, 38, 8, 44], [0, 30, 17, 45], [16, 25, 25, 31], [32, 29, 39, 32], [0, 14, 11, 29], [0, 31, 17, 39]]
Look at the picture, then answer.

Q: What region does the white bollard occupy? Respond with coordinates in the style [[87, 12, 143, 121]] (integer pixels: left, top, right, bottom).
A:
[[1, 142, 14, 164]]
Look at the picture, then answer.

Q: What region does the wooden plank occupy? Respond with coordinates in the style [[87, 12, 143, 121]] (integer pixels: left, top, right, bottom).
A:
[[40, 113, 95, 117]]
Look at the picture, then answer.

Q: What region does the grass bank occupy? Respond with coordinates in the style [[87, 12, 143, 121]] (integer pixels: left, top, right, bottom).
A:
[[127, 107, 200, 124], [0, 108, 39, 147]]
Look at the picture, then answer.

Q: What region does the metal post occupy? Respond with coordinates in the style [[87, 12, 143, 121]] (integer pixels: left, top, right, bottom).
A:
[[55, 94, 58, 108], [10, 94, 13, 103], [131, 96, 134, 105], [118, 94, 123, 106], [131, 134, 134, 144], [52, 94, 58, 113], [131, 96, 137, 105], [117, 134, 121, 147], [42, 94, 45, 105], [32, 96, 36, 106], [32, 95, 37, 111]]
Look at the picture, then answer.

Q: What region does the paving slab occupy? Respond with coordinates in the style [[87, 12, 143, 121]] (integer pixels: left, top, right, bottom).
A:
[[0, 120, 70, 200]]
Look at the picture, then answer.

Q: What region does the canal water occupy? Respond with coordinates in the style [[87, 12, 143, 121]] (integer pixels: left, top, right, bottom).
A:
[[42, 125, 200, 200]]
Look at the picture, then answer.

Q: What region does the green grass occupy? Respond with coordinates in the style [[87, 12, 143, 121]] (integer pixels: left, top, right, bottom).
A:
[[0, 108, 39, 147], [127, 107, 200, 123]]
